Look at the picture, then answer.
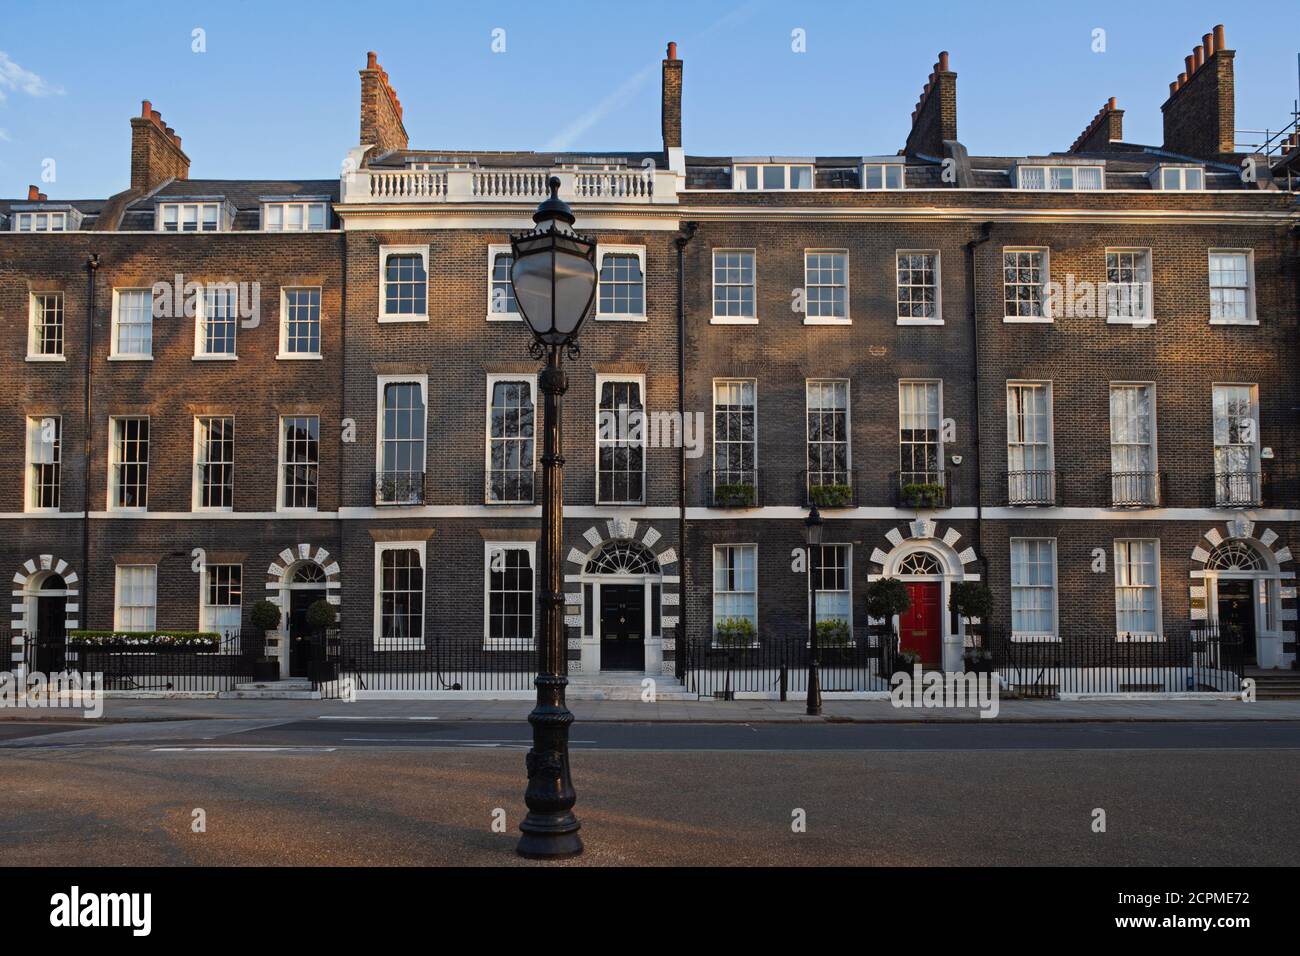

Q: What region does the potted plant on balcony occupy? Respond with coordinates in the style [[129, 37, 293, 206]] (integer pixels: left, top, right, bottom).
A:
[[902, 481, 945, 508], [950, 581, 994, 673], [714, 616, 756, 648], [715, 481, 757, 508], [250, 599, 282, 681], [809, 483, 852, 508], [865, 577, 911, 677]]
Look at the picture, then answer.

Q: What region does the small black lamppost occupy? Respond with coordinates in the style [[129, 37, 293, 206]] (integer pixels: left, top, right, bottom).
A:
[[804, 504, 824, 716], [509, 176, 598, 858]]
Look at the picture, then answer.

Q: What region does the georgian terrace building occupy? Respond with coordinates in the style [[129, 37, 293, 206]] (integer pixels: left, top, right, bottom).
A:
[[2, 26, 1297, 694]]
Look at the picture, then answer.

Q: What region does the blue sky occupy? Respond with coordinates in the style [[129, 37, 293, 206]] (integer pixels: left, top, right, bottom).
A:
[[1, 0, 1297, 198]]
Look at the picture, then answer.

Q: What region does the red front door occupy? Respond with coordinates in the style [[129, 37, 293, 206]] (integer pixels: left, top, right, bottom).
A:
[[899, 582, 942, 664]]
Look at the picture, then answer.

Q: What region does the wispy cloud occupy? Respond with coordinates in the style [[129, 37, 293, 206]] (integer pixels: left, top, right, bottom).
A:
[[0, 52, 63, 102], [0, 128, 10, 142]]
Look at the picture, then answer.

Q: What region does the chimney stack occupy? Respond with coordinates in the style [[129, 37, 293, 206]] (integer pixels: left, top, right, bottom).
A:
[[129, 99, 191, 192], [27, 185, 40, 201], [661, 41, 683, 152], [1069, 97, 1124, 153], [1162, 24, 1235, 159], [904, 51, 957, 158], [359, 51, 409, 154]]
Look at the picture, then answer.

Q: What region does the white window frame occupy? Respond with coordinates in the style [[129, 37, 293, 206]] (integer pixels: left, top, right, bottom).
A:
[[803, 249, 850, 325], [1105, 247, 1154, 325], [1114, 539, 1163, 641], [712, 378, 758, 497], [595, 372, 647, 505], [192, 415, 235, 513], [898, 379, 943, 484], [485, 373, 537, 505], [199, 563, 243, 637], [595, 244, 647, 321], [13, 211, 69, 232], [24, 414, 61, 514], [1006, 381, 1054, 502], [482, 540, 536, 649], [1154, 166, 1204, 191], [1009, 537, 1059, 641], [486, 244, 521, 321], [1212, 382, 1261, 498], [732, 163, 814, 191], [1015, 164, 1105, 190], [277, 414, 320, 512], [261, 201, 328, 232], [861, 163, 905, 190], [1108, 382, 1159, 505], [156, 202, 222, 232], [109, 288, 154, 360], [1208, 249, 1257, 326], [1003, 247, 1051, 323], [711, 248, 757, 324], [375, 374, 429, 501], [712, 543, 758, 647], [107, 415, 149, 512], [378, 244, 430, 323], [277, 286, 323, 359], [192, 285, 240, 360], [27, 291, 66, 361], [895, 250, 942, 325], [808, 542, 853, 633], [114, 564, 157, 632], [373, 540, 426, 651], [805, 378, 852, 491]]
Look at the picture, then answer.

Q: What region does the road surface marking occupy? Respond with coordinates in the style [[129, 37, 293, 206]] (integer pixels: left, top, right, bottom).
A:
[[151, 746, 337, 753]]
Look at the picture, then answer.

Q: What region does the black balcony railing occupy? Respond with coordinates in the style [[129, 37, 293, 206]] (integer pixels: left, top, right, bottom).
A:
[[1005, 470, 1057, 506], [1110, 470, 1163, 507], [802, 468, 857, 508], [895, 470, 952, 508], [485, 467, 537, 504], [1214, 471, 1262, 508], [706, 467, 761, 508], [374, 471, 425, 505]]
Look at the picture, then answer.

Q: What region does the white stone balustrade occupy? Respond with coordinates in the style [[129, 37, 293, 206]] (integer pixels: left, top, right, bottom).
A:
[[342, 167, 678, 204]]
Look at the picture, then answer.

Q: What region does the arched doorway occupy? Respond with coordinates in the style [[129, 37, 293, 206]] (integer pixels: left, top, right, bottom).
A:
[[265, 544, 341, 679], [892, 550, 945, 667], [11, 556, 80, 678], [580, 540, 662, 674], [1203, 540, 1274, 666], [285, 561, 329, 678], [33, 573, 69, 673]]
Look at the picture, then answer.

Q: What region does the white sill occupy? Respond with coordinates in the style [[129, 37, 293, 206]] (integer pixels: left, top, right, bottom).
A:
[[192, 354, 238, 361], [1011, 633, 1061, 643], [276, 353, 323, 361], [25, 354, 66, 362], [596, 499, 647, 507], [107, 507, 148, 514], [108, 354, 153, 362], [803, 317, 851, 326], [23, 507, 61, 515], [486, 314, 522, 323], [276, 507, 319, 515], [192, 507, 234, 514], [1003, 316, 1054, 324], [1106, 316, 1157, 326], [710, 316, 758, 325], [1208, 318, 1260, 327], [378, 315, 429, 324], [595, 314, 648, 323], [896, 318, 944, 326], [1116, 633, 1164, 643]]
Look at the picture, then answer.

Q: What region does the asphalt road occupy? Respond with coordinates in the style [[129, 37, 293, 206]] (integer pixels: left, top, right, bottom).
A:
[[1, 717, 1296, 866]]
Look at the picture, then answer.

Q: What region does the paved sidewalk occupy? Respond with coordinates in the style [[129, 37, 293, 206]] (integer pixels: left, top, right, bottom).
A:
[[2, 696, 1299, 723]]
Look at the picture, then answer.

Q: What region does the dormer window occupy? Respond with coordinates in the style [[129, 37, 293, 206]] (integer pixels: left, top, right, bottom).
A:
[[1154, 166, 1204, 191], [158, 202, 223, 232], [732, 163, 814, 190], [263, 201, 328, 231], [12, 211, 72, 231], [1015, 164, 1104, 190], [861, 163, 904, 190]]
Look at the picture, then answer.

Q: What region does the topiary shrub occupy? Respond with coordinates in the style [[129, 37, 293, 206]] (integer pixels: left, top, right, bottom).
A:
[[865, 577, 911, 620], [305, 598, 336, 634], [949, 580, 992, 622], [250, 600, 281, 632]]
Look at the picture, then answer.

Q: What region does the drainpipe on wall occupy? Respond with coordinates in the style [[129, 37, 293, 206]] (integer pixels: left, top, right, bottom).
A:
[[965, 223, 993, 583], [674, 221, 698, 681], [84, 253, 99, 627]]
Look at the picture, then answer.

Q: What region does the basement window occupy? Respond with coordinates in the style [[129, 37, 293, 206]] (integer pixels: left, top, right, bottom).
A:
[[732, 163, 814, 190]]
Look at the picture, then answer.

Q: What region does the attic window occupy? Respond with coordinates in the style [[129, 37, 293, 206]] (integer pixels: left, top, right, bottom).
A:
[[862, 163, 904, 190], [732, 163, 813, 190], [1016, 165, 1104, 190], [13, 212, 69, 232], [159, 202, 221, 232], [1157, 167, 1204, 190], [263, 201, 328, 231]]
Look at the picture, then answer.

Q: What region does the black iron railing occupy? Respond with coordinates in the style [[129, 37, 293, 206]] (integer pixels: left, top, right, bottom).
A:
[[374, 470, 425, 505], [895, 470, 952, 508], [1005, 470, 1057, 506], [1110, 471, 1163, 507], [683, 626, 896, 699], [485, 467, 538, 504], [337, 636, 538, 693], [1214, 471, 1262, 508], [706, 467, 761, 508], [57, 631, 257, 694], [802, 468, 857, 508]]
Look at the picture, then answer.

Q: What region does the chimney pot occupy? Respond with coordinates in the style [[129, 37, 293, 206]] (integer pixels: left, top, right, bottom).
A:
[[150, 109, 161, 124], [1213, 24, 1226, 50], [38, 192, 46, 201], [141, 99, 152, 118], [1169, 80, 1178, 95], [1108, 96, 1117, 110], [1202, 32, 1215, 57], [367, 51, 377, 69], [1194, 45, 1204, 69], [667, 41, 677, 60], [27, 185, 39, 200], [1178, 72, 1188, 86], [1185, 54, 1195, 75], [938, 50, 949, 71]]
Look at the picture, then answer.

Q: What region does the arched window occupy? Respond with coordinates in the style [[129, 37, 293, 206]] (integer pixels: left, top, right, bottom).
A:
[[584, 541, 660, 575], [896, 551, 943, 576], [1206, 541, 1264, 572], [39, 573, 67, 591], [292, 563, 327, 584]]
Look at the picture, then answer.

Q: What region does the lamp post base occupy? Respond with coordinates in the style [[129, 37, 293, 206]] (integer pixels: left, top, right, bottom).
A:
[[806, 663, 822, 716], [517, 820, 584, 859]]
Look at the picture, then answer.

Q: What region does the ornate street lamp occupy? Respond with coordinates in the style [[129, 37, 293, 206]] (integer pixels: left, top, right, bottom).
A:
[[510, 176, 597, 858], [804, 504, 824, 716]]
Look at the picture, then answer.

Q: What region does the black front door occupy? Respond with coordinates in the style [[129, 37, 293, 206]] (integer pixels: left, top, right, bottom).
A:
[[35, 595, 67, 672], [600, 584, 645, 671], [288, 589, 321, 678], [1217, 579, 1257, 663]]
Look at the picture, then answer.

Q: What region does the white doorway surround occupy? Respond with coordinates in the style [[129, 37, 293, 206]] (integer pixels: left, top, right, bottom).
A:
[[265, 544, 340, 676], [1190, 522, 1295, 669]]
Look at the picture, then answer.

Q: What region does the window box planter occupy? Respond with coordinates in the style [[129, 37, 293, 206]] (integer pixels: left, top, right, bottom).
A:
[[714, 617, 757, 647], [901, 482, 946, 508], [714, 482, 757, 508], [809, 483, 853, 508]]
